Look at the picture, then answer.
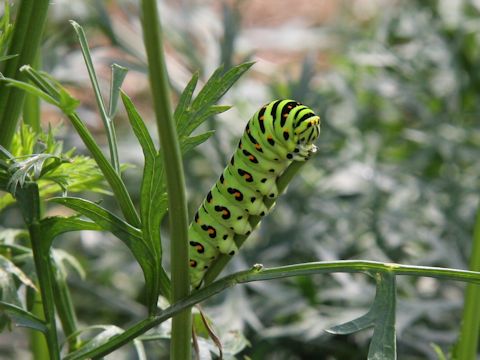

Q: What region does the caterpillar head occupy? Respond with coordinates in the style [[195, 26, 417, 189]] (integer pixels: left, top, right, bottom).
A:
[[292, 107, 321, 160]]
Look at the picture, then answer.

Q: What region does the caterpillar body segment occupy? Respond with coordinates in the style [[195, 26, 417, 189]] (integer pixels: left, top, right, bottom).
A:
[[188, 99, 321, 288]]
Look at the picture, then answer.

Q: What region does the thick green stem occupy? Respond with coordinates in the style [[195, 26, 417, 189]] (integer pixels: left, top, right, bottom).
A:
[[455, 204, 480, 359], [16, 183, 59, 359], [29, 292, 49, 360], [139, 0, 191, 358], [0, 0, 49, 148]]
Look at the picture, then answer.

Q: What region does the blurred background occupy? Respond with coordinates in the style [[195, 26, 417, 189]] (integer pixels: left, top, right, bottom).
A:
[[2, 0, 480, 358]]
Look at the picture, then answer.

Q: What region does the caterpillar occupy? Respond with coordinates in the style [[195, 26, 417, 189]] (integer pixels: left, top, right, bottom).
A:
[[188, 99, 321, 288]]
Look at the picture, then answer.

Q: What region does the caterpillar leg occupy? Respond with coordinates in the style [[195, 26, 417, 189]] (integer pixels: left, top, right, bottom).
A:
[[291, 143, 318, 161]]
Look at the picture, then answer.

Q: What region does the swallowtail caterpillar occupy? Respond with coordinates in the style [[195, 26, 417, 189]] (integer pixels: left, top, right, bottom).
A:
[[188, 99, 321, 288]]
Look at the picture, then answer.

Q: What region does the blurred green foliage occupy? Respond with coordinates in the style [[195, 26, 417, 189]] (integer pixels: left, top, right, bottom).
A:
[[1, 0, 480, 359]]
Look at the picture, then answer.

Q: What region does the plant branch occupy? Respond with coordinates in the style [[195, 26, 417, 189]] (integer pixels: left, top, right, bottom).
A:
[[65, 260, 480, 359], [139, 0, 191, 358]]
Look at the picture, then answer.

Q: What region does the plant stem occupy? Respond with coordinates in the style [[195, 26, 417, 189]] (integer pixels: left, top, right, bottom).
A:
[[30, 292, 49, 360], [16, 183, 59, 359], [455, 204, 480, 359], [0, 0, 49, 149], [18, 65, 141, 227], [139, 0, 191, 358], [65, 260, 480, 360], [70, 21, 120, 173], [22, 55, 41, 132]]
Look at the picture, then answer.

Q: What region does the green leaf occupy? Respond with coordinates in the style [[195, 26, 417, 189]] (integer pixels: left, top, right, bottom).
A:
[[121, 91, 170, 304], [39, 216, 102, 250], [2, 77, 59, 107], [20, 66, 139, 225], [431, 343, 448, 360], [183, 105, 231, 137], [20, 66, 61, 100], [49, 196, 172, 304], [327, 272, 397, 358], [63, 325, 124, 360], [0, 54, 17, 62], [121, 92, 156, 157], [326, 306, 377, 335], [108, 64, 128, 118], [367, 272, 397, 360], [52, 248, 86, 280], [180, 131, 215, 155], [174, 71, 199, 126], [48, 197, 149, 264], [7, 153, 61, 195], [176, 62, 253, 137], [70, 20, 120, 172], [0, 254, 37, 292], [58, 87, 81, 114], [121, 92, 167, 251], [0, 301, 47, 333]]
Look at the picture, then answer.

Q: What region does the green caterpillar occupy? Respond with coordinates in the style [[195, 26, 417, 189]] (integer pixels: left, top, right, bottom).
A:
[[188, 99, 321, 288]]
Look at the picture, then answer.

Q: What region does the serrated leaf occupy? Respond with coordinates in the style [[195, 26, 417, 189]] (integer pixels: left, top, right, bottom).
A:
[[176, 62, 253, 138], [121, 92, 166, 252], [121, 92, 170, 306], [184, 105, 231, 137], [191, 62, 253, 112], [121, 92, 156, 158], [174, 71, 199, 126], [0, 301, 47, 332], [180, 131, 215, 155]]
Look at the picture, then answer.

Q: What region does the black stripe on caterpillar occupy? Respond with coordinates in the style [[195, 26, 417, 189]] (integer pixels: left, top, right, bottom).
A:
[[188, 99, 321, 288]]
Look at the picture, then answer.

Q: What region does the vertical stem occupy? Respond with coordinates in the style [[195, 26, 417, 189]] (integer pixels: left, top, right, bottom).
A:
[[139, 0, 191, 359], [30, 292, 50, 360], [455, 204, 480, 359], [16, 183, 60, 359], [0, 0, 49, 149], [23, 55, 41, 132]]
